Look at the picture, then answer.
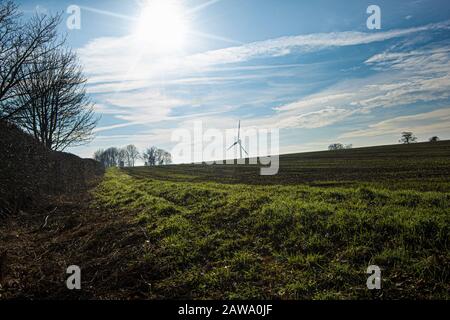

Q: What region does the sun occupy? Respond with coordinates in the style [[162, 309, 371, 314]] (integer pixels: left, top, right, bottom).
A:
[[134, 0, 189, 51]]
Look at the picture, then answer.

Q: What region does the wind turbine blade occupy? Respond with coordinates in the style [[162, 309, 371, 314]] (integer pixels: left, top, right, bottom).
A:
[[227, 141, 238, 151], [240, 143, 249, 155]]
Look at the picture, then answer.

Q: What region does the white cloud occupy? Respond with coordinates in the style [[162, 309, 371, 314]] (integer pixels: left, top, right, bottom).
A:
[[274, 93, 355, 112], [340, 108, 450, 139], [276, 107, 354, 129], [79, 20, 450, 91], [74, 19, 450, 158], [183, 23, 446, 67], [270, 41, 450, 131], [102, 90, 186, 122]]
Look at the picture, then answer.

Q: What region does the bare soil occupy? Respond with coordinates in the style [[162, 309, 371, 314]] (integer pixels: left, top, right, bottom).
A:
[[0, 193, 150, 299]]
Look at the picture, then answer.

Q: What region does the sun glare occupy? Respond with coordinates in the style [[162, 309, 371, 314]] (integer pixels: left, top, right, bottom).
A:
[[135, 0, 189, 51]]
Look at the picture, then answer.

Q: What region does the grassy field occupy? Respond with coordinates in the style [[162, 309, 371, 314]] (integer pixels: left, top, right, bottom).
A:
[[91, 141, 450, 299], [125, 140, 450, 192]]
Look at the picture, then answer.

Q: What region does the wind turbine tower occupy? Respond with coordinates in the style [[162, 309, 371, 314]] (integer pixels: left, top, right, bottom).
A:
[[227, 120, 248, 159]]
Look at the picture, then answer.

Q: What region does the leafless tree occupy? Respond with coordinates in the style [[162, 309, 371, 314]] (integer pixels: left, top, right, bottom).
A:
[[96, 145, 170, 167], [94, 147, 120, 168], [125, 144, 140, 167], [0, 1, 62, 119], [93, 148, 105, 165], [399, 132, 417, 144], [328, 143, 345, 151], [160, 150, 172, 165], [143, 146, 157, 166], [10, 47, 98, 151], [118, 148, 127, 167], [429, 136, 440, 142], [143, 146, 172, 165]]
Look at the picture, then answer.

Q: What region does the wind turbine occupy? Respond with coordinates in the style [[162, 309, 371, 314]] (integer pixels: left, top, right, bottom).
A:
[[227, 120, 248, 159]]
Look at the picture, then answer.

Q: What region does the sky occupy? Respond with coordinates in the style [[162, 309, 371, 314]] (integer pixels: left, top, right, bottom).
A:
[[17, 0, 450, 162]]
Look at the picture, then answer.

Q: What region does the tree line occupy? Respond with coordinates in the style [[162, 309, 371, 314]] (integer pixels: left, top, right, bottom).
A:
[[328, 132, 441, 151], [398, 132, 440, 144], [0, 0, 97, 151], [94, 145, 172, 168]]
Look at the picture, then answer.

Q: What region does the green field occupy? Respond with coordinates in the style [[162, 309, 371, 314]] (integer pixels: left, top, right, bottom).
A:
[[92, 141, 450, 299], [125, 140, 450, 192]]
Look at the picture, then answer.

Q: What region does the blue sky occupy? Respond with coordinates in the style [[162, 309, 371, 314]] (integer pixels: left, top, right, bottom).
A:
[[17, 0, 450, 161]]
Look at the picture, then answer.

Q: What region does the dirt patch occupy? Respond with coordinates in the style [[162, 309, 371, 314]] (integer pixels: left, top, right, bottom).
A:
[[0, 193, 151, 299], [0, 121, 153, 299]]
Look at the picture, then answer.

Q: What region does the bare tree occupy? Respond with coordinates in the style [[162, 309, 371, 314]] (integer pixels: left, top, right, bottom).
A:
[[160, 150, 172, 165], [0, 2, 62, 119], [429, 136, 440, 142], [94, 147, 120, 168], [143, 146, 172, 165], [125, 144, 139, 167], [10, 47, 98, 151], [105, 147, 120, 167], [399, 132, 417, 144], [143, 146, 157, 166], [328, 143, 345, 151], [96, 145, 171, 167], [93, 148, 105, 165], [118, 148, 127, 167]]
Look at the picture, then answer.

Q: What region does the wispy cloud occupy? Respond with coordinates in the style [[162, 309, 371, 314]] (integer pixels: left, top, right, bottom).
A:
[[183, 21, 449, 68], [276, 107, 355, 129], [102, 90, 186, 122], [74, 18, 450, 158], [340, 108, 450, 139], [79, 20, 450, 91], [269, 40, 450, 131]]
